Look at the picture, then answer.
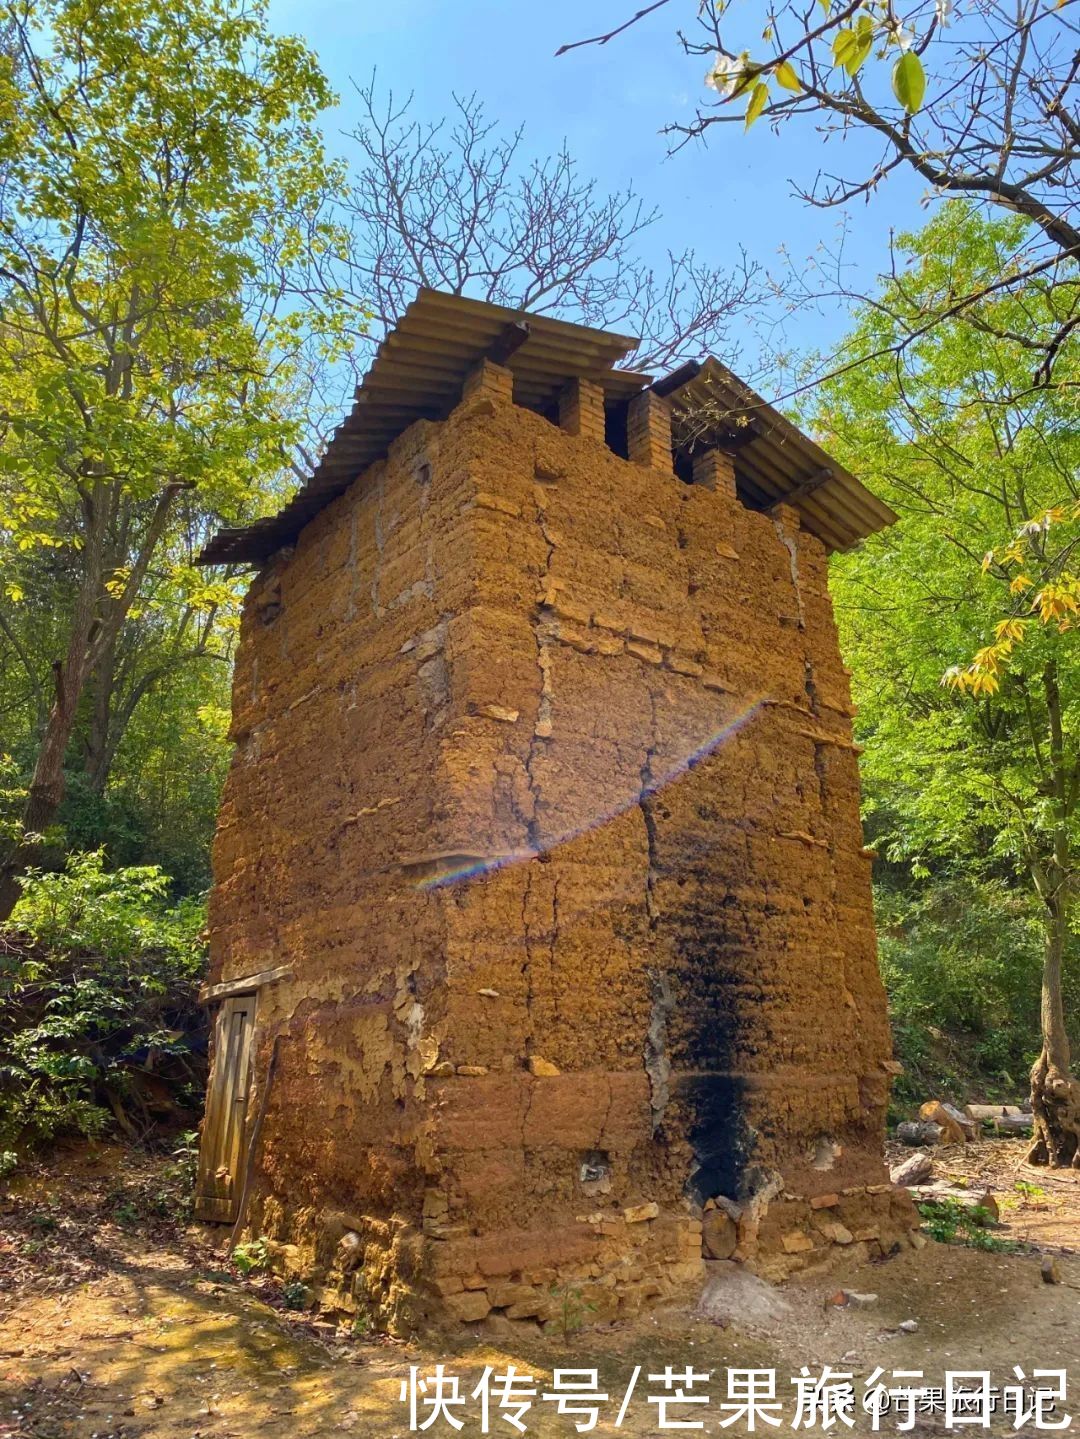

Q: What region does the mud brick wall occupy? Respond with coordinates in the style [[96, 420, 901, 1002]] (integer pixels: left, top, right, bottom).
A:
[[205, 364, 915, 1335]]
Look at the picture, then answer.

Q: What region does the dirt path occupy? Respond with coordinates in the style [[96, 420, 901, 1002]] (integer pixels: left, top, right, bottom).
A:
[[2, 1142, 1079, 1438]]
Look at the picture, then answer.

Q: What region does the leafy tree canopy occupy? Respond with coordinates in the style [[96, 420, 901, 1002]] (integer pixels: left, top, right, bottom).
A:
[[0, 0, 359, 917], [820, 204, 1080, 876], [818, 202, 1080, 1160], [560, 0, 1080, 393]]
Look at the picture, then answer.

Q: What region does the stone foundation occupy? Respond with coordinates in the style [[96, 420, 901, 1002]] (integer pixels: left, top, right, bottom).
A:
[[253, 1182, 915, 1334]]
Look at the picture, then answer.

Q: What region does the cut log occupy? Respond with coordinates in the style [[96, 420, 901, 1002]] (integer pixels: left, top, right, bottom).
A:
[[701, 1208, 738, 1261], [897, 1120, 943, 1147], [992, 1114, 1033, 1137], [909, 1183, 1000, 1224], [918, 1101, 968, 1145], [967, 1103, 1025, 1122], [940, 1102, 977, 1140], [890, 1151, 934, 1187]]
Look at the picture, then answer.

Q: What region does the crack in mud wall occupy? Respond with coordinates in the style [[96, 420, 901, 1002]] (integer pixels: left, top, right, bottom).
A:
[[205, 381, 916, 1331]]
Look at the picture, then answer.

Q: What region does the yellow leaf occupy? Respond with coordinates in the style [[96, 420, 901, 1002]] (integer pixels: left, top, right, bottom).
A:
[[745, 80, 769, 127], [774, 59, 802, 92]]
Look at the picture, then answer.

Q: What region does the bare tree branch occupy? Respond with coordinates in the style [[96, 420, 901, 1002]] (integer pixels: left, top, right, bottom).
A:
[[339, 79, 763, 373], [560, 0, 1080, 385]]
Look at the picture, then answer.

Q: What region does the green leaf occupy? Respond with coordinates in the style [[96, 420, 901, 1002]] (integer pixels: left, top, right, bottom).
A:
[[832, 27, 873, 77], [892, 51, 926, 112], [774, 60, 802, 92], [745, 81, 770, 128]]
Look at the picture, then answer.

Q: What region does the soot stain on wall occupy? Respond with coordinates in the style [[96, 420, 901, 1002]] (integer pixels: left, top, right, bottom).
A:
[[201, 362, 917, 1332]]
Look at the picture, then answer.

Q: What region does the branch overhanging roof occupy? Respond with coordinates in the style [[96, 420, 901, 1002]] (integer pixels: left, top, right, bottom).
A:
[[660, 357, 897, 555], [198, 289, 895, 566]]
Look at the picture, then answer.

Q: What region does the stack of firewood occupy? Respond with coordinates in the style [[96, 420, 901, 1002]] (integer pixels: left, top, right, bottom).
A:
[[895, 1099, 1032, 1147]]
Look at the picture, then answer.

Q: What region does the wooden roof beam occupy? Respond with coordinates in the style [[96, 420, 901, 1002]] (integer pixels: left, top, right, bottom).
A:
[[487, 319, 531, 366], [766, 466, 832, 509]]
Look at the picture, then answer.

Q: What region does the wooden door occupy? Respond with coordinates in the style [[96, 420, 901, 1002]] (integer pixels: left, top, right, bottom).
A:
[[194, 995, 255, 1222]]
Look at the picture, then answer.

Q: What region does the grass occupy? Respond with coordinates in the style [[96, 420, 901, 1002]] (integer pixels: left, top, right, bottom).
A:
[[916, 1197, 1019, 1252]]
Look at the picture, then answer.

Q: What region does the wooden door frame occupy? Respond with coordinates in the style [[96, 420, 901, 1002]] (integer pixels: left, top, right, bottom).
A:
[[194, 992, 257, 1223]]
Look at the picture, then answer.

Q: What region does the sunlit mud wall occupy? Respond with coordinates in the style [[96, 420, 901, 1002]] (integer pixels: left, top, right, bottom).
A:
[[204, 359, 916, 1335]]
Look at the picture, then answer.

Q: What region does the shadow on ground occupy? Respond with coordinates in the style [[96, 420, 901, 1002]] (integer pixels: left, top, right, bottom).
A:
[[2, 1141, 1078, 1437]]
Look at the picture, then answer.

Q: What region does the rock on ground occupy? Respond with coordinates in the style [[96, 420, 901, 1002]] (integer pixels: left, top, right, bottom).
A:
[[695, 1260, 792, 1330]]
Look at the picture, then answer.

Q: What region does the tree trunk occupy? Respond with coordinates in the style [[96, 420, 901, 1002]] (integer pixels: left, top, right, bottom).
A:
[[1027, 894, 1080, 1167], [84, 629, 117, 796], [0, 480, 181, 921], [0, 619, 94, 920]]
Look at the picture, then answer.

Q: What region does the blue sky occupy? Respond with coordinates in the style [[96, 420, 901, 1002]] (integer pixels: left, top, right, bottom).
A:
[[270, 0, 929, 379]]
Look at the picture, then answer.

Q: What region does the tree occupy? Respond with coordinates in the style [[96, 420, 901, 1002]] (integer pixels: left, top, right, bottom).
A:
[[342, 80, 761, 372], [0, 0, 354, 918], [559, 0, 1080, 390], [819, 204, 1080, 1164], [943, 505, 1080, 1162], [0, 540, 235, 897]]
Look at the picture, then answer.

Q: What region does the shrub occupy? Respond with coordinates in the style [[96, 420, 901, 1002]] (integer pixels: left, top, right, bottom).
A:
[[232, 1237, 271, 1275], [0, 850, 207, 1152], [916, 1198, 1016, 1252], [875, 875, 1057, 1101]]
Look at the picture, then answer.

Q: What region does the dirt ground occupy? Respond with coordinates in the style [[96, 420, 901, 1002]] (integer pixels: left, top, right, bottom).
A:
[[1, 1140, 1078, 1438]]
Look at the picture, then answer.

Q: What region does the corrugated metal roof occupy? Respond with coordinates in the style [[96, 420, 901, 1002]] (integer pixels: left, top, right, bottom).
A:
[[199, 289, 650, 565], [198, 289, 895, 566], [665, 358, 897, 552]]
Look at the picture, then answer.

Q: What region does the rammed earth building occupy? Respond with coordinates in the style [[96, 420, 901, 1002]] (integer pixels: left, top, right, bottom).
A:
[[194, 290, 917, 1333]]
